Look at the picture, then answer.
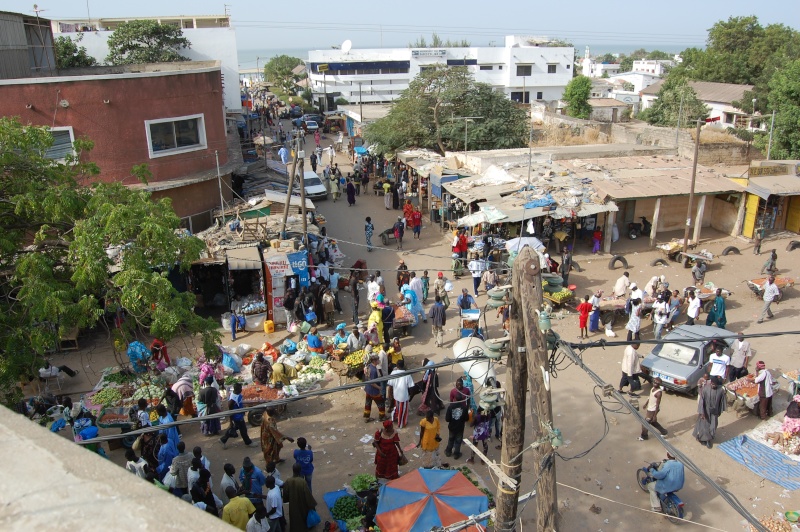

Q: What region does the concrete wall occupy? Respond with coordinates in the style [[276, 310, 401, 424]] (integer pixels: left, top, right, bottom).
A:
[[0, 406, 223, 531], [710, 195, 739, 235], [0, 69, 228, 185], [632, 194, 739, 235], [150, 174, 232, 232]]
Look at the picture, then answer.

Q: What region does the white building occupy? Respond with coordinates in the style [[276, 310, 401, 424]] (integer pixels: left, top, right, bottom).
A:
[[607, 71, 661, 94], [631, 59, 674, 77], [306, 35, 574, 108], [580, 47, 621, 78], [51, 15, 240, 111]]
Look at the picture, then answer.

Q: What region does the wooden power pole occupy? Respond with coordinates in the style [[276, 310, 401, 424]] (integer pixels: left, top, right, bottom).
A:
[[494, 250, 529, 530], [521, 247, 558, 530]]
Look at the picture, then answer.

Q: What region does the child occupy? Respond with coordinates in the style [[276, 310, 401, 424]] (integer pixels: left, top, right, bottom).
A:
[[466, 407, 491, 464], [421, 270, 430, 303], [576, 295, 594, 339], [293, 437, 314, 491]]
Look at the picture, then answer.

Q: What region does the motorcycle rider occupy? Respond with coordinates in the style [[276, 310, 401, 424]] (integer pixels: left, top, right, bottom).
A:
[[646, 452, 685, 513]]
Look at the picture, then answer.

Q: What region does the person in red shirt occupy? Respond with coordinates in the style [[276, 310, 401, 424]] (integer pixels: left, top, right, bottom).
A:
[[411, 207, 423, 239], [455, 230, 469, 260], [150, 338, 170, 371], [576, 295, 594, 339]]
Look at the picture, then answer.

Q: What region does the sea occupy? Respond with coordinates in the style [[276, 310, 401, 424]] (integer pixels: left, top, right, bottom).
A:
[[237, 43, 700, 67]]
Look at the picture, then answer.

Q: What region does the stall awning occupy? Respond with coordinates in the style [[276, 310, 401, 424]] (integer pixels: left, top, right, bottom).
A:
[[745, 175, 800, 201], [226, 246, 262, 270]]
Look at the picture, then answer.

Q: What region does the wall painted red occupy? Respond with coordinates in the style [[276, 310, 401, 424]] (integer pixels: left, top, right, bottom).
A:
[[0, 69, 228, 185]]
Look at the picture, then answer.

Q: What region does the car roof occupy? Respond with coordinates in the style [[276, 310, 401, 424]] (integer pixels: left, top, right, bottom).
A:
[[664, 325, 736, 342]]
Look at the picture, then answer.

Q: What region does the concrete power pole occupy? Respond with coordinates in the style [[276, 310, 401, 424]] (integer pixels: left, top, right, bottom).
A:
[[494, 260, 529, 530], [280, 136, 303, 238]]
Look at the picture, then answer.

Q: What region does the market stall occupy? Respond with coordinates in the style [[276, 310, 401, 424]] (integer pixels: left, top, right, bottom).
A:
[[224, 245, 267, 331], [263, 249, 311, 325]]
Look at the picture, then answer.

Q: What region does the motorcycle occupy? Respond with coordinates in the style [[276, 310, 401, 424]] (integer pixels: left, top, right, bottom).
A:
[[628, 216, 652, 240], [636, 461, 685, 522]]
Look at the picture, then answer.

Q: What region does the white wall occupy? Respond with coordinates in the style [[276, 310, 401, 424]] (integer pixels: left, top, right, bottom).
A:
[[62, 27, 240, 111]]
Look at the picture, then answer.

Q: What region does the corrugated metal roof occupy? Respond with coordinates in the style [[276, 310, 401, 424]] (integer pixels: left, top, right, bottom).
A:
[[641, 80, 753, 104], [226, 246, 262, 270], [745, 175, 800, 200]]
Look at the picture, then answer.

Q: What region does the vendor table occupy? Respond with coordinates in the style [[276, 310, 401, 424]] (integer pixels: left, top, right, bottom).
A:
[[241, 383, 286, 426], [784, 369, 800, 397]]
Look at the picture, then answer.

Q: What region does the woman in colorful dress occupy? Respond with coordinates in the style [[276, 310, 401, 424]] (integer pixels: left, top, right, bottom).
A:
[[372, 419, 403, 480]]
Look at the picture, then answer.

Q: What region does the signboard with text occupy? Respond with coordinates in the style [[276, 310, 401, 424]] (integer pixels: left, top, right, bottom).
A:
[[412, 49, 446, 58]]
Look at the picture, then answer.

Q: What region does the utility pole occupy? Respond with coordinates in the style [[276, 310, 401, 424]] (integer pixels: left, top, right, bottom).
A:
[[215, 150, 225, 222], [494, 260, 529, 530], [517, 247, 558, 531], [280, 136, 302, 239], [527, 99, 534, 186], [767, 110, 776, 160], [675, 92, 684, 148], [682, 119, 702, 253], [451, 116, 483, 165]]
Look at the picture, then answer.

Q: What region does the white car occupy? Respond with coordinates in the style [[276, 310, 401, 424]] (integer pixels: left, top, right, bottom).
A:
[[293, 170, 328, 201], [304, 120, 319, 133]]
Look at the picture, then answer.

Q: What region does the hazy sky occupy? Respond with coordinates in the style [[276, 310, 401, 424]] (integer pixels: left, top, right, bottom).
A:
[[10, 0, 798, 62]]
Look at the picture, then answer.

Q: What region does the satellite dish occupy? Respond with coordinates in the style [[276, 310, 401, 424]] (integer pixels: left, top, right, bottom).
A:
[[341, 39, 352, 54]]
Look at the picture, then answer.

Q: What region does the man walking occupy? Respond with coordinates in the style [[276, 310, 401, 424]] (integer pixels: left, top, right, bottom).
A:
[[428, 295, 447, 348], [685, 290, 700, 325], [652, 296, 670, 340], [757, 276, 781, 323], [693, 376, 726, 448], [467, 254, 484, 297], [707, 345, 730, 382], [364, 354, 386, 422], [619, 343, 642, 397], [639, 378, 668, 441], [220, 383, 256, 449], [559, 248, 572, 287], [393, 217, 405, 251], [284, 463, 318, 531], [444, 398, 469, 460], [310, 152, 318, 173]]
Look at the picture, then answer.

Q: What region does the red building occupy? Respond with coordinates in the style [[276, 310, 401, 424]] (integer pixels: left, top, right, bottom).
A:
[[0, 11, 239, 231]]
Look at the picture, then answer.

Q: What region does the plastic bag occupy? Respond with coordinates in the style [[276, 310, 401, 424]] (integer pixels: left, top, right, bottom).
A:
[[222, 352, 241, 373], [281, 339, 298, 354], [176, 357, 192, 369], [444, 280, 453, 292], [235, 344, 252, 357]]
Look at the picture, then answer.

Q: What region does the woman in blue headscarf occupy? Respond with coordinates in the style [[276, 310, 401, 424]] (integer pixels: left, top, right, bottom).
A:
[[333, 322, 349, 345], [401, 284, 424, 327]]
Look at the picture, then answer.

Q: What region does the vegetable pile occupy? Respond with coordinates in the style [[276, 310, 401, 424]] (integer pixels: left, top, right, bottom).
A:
[[344, 350, 365, 369], [350, 474, 377, 493], [345, 516, 365, 531], [131, 384, 163, 402], [547, 287, 573, 302], [92, 388, 122, 407], [102, 371, 137, 385], [750, 516, 792, 532], [331, 495, 361, 520]]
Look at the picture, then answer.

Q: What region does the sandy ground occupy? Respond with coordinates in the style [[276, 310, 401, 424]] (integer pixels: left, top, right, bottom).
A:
[[32, 124, 800, 530]]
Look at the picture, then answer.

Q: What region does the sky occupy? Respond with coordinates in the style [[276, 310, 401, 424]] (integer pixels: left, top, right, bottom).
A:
[[7, 0, 799, 65]]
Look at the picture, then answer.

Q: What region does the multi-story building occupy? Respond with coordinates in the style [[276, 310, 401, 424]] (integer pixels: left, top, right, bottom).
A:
[[0, 11, 239, 232], [50, 14, 240, 112], [631, 59, 674, 77], [307, 35, 574, 108]]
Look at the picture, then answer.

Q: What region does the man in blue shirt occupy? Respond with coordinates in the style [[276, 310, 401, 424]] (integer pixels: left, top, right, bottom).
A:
[[647, 453, 685, 512], [220, 383, 255, 449], [456, 289, 477, 310], [240, 457, 267, 505]]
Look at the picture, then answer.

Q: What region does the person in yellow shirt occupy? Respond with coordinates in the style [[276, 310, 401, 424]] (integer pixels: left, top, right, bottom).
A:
[[417, 410, 448, 469], [221, 486, 256, 530]]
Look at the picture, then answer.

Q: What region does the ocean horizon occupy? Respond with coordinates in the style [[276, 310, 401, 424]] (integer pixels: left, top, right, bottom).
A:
[[237, 42, 702, 67]]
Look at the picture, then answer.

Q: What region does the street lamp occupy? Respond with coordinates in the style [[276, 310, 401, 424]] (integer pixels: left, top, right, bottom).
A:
[[451, 116, 483, 163]]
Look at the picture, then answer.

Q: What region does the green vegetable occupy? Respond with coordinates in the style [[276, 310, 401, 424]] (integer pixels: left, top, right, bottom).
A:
[[351, 474, 377, 493], [224, 376, 242, 385], [331, 495, 362, 520], [103, 371, 136, 384], [93, 387, 123, 407], [345, 516, 364, 531], [131, 384, 162, 401]]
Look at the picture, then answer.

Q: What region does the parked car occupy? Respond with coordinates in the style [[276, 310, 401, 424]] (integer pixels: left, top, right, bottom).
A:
[[304, 120, 320, 133], [303, 114, 324, 125], [292, 170, 328, 201], [640, 325, 735, 395], [289, 106, 304, 118]]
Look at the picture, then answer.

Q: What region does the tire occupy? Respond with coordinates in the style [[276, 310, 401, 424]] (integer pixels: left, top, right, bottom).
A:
[[601, 311, 616, 327], [650, 258, 669, 267], [571, 260, 582, 272], [786, 241, 800, 252], [381, 234, 388, 246], [663, 498, 684, 523], [608, 255, 628, 270], [636, 469, 650, 492], [682, 256, 691, 268], [721, 246, 740, 256], [248, 410, 264, 427], [629, 231, 638, 239]]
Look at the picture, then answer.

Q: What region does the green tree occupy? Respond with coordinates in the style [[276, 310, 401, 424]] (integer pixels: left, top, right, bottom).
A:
[[265, 55, 303, 96], [106, 20, 190, 65], [643, 75, 708, 126], [619, 55, 633, 72], [0, 118, 220, 404], [562, 76, 593, 119], [647, 50, 672, 60], [364, 66, 526, 154], [409, 33, 470, 48], [597, 53, 616, 64], [54, 34, 97, 69], [753, 59, 800, 159]]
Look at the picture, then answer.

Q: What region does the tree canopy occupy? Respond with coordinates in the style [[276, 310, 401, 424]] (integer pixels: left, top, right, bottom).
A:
[[106, 20, 191, 65], [753, 59, 800, 159], [0, 117, 219, 404], [54, 34, 97, 69], [638, 75, 708, 126], [264, 55, 304, 96], [364, 66, 528, 155], [409, 33, 470, 48], [562, 76, 593, 119]]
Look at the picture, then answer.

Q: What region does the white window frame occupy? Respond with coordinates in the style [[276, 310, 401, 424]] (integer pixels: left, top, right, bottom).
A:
[[145, 113, 207, 159], [45, 126, 75, 161]]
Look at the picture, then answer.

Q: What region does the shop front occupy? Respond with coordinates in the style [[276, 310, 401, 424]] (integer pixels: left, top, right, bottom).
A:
[[225, 246, 267, 331], [735, 164, 800, 238], [263, 249, 311, 324]]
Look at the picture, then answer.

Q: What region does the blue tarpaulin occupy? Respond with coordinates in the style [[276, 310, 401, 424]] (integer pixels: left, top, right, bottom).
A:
[[523, 193, 555, 209], [719, 434, 800, 490]]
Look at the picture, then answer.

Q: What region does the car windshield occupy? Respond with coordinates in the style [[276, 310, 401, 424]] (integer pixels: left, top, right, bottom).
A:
[[305, 177, 322, 186], [651, 342, 699, 366], [306, 121, 318, 127]]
